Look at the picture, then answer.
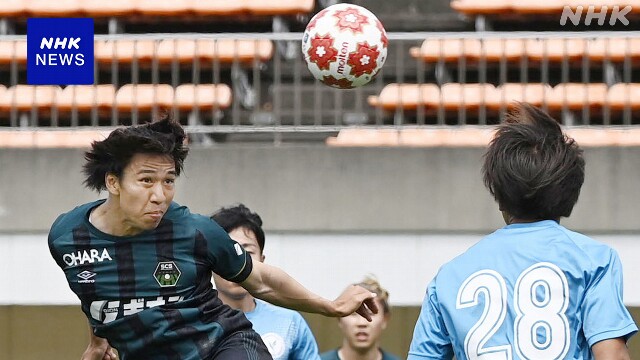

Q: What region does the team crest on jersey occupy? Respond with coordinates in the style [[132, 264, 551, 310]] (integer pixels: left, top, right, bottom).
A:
[[154, 261, 181, 287], [262, 333, 286, 358]]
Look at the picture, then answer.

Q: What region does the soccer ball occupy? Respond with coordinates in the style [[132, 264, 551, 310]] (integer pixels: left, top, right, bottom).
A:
[[302, 3, 387, 89]]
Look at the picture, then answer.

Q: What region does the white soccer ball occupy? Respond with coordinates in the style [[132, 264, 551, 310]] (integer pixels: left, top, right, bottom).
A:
[[302, 3, 388, 89]]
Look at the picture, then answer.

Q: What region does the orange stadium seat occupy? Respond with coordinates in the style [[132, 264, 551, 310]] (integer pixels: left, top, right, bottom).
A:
[[57, 85, 117, 112], [607, 83, 640, 110], [80, 0, 136, 17], [25, 0, 82, 17], [244, 0, 315, 16], [489, 83, 553, 110], [410, 38, 527, 63], [115, 84, 174, 112], [510, 0, 565, 14], [587, 38, 640, 62], [439, 83, 496, 110], [135, 0, 191, 16], [367, 83, 440, 111], [450, 0, 511, 15], [0, 85, 62, 111], [548, 83, 608, 110], [156, 39, 274, 65], [95, 40, 159, 65], [174, 84, 232, 110], [189, 0, 243, 16], [526, 38, 589, 62], [0, 40, 27, 65], [0, 0, 26, 17]]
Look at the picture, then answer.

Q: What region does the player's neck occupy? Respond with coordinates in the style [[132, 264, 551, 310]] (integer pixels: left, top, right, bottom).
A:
[[338, 345, 383, 360], [90, 200, 143, 237], [218, 291, 257, 313]]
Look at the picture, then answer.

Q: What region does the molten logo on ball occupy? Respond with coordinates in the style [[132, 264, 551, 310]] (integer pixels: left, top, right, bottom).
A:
[[302, 3, 387, 89]]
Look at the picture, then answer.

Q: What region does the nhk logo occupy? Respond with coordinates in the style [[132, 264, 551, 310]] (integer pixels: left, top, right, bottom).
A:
[[27, 18, 94, 85], [560, 5, 632, 26]]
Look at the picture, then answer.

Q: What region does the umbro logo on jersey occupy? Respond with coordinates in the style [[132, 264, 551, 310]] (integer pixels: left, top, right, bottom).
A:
[[77, 270, 97, 284], [234, 243, 243, 256], [63, 248, 112, 267]]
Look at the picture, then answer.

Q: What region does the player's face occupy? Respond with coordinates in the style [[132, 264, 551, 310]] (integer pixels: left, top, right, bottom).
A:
[[338, 297, 388, 351], [213, 227, 264, 299], [116, 153, 176, 233]]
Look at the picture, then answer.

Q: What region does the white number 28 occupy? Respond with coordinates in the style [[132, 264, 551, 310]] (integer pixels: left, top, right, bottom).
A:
[[456, 262, 570, 360]]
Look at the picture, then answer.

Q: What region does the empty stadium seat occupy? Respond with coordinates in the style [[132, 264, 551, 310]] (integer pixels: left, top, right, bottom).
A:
[[450, 0, 511, 15], [57, 85, 117, 112], [115, 84, 174, 112], [25, 0, 82, 17], [95, 40, 159, 65], [410, 37, 640, 64], [0, 40, 27, 65], [174, 84, 232, 110], [245, 0, 315, 16], [79, 0, 136, 17], [489, 83, 553, 110], [607, 83, 640, 110], [0, 85, 62, 111], [509, 0, 564, 14], [367, 83, 440, 111], [439, 83, 495, 110], [135, 0, 191, 16], [156, 39, 274, 65], [410, 38, 527, 63], [548, 83, 608, 110], [0, 0, 26, 17]]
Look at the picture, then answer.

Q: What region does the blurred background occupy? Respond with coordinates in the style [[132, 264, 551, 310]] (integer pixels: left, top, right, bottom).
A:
[[1, 0, 640, 358]]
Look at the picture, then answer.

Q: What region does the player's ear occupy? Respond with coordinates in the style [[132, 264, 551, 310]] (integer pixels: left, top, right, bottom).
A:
[[105, 173, 121, 195], [260, 253, 265, 262]]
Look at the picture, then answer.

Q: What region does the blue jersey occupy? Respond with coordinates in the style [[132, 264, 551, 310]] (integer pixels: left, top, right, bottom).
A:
[[49, 200, 256, 359], [246, 299, 320, 360], [409, 220, 637, 360]]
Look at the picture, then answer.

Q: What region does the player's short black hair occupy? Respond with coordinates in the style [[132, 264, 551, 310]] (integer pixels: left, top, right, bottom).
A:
[[83, 115, 188, 192], [211, 204, 266, 253], [483, 103, 585, 221]]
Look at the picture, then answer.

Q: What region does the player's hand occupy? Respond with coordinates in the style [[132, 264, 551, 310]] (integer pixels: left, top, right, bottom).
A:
[[330, 284, 379, 321], [81, 338, 117, 360]]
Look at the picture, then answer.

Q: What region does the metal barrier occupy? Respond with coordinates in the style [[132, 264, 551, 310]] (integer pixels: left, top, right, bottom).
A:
[[1, 32, 640, 136]]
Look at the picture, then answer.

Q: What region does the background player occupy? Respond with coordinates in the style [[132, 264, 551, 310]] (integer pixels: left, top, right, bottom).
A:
[[321, 276, 400, 360], [408, 104, 637, 360], [211, 204, 321, 360], [49, 117, 379, 360]]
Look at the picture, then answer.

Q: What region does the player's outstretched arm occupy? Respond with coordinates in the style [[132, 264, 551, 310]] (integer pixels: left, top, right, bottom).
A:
[[240, 261, 378, 321], [592, 338, 631, 360], [82, 323, 117, 360]]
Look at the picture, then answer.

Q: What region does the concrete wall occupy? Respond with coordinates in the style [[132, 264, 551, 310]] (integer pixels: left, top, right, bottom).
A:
[[1, 146, 640, 233]]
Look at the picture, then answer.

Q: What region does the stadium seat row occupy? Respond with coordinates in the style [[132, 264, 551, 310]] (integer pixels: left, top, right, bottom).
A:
[[411, 37, 640, 63], [0, 84, 232, 112], [0, 0, 314, 17], [368, 83, 640, 111], [0, 39, 274, 65], [451, 0, 640, 15]]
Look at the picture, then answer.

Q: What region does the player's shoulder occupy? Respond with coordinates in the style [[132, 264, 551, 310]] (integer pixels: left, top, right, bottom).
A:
[[319, 349, 340, 360], [48, 200, 103, 244], [553, 225, 618, 262], [164, 202, 227, 236], [381, 349, 401, 360], [255, 299, 302, 321]]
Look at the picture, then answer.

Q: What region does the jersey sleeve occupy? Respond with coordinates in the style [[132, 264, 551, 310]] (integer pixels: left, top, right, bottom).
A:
[[582, 249, 638, 346], [291, 313, 321, 360], [202, 218, 253, 283], [408, 279, 454, 360], [47, 213, 68, 269]]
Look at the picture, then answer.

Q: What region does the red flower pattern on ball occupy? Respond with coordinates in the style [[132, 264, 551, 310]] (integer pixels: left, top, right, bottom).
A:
[[348, 42, 380, 77], [322, 75, 355, 89], [333, 7, 369, 34], [307, 34, 338, 71]]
